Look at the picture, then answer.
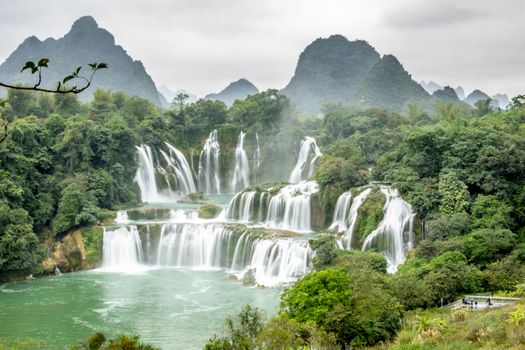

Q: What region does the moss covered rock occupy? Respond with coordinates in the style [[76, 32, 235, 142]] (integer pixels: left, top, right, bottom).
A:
[[198, 204, 223, 219], [353, 188, 386, 248], [179, 192, 207, 204]]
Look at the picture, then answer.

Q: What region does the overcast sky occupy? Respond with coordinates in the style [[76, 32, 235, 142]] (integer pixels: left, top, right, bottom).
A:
[[0, 0, 523, 98]]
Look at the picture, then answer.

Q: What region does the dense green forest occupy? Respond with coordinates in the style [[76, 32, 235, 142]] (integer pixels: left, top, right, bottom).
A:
[[1, 85, 525, 349]]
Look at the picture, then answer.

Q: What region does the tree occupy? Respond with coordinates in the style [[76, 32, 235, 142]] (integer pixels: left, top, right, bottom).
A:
[[438, 169, 470, 215], [172, 92, 189, 110], [71, 332, 159, 350], [474, 98, 493, 116], [509, 94, 525, 110], [204, 305, 264, 350], [52, 182, 98, 235], [281, 268, 402, 347]]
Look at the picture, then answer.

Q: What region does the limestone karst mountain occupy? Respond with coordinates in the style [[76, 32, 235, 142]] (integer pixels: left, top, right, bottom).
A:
[[433, 86, 461, 104], [205, 78, 259, 106], [0, 16, 162, 105], [282, 35, 432, 113]]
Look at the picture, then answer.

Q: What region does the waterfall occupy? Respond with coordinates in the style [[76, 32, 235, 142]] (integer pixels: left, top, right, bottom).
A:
[[247, 239, 311, 286], [339, 188, 372, 249], [230, 131, 250, 193], [265, 181, 319, 232], [254, 132, 261, 185], [102, 226, 143, 272], [156, 224, 237, 268], [115, 210, 129, 224], [134, 143, 196, 203], [198, 130, 221, 194], [329, 192, 353, 233], [225, 181, 319, 232], [289, 137, 322, 183], [225, 191, 257, 222], [101, 216, 312, 285], [165, 142, 197, 193], [362, 187, 415, 273], [135, 145, 161, 203]]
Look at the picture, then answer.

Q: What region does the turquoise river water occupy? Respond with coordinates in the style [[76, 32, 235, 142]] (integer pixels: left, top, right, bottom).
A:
[[0, 268, 279, 349]]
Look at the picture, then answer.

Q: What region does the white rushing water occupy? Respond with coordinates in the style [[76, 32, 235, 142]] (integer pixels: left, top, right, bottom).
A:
[[247, 239, 311, 286], [329, 192, 353, 233], [254, 132, 261, 185], [225, 191, 257, 223], [265, 181, 319, 232], [164, 142, 197, 194], [101, 220, 311, 286], [115, 210, 129, 224], [362, 187, 415, 273], [230, 131, 250, 193], [198, 130, 221, 194], [135, 143, 196, 202], [289, 137, 322, 183], [101, 226, 144, 272], [135, 145, 162, 203], [225, 181, 319, 232], [328, 188, 372, 249]]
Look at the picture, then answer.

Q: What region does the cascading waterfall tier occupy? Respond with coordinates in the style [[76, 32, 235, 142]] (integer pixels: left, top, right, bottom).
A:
[[289, 137, 322, 183], [101, 226, 144, 272], [361, 186, 415, 273], [225, 181, 319, 232], [329, 188, 372, 249], [134, 143, 196, 202], [101, 210, 312, 286], [198, 130, 221, 194], [230, 131, 250, 193]]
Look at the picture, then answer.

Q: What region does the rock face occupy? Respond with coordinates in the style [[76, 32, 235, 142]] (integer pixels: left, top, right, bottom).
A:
[[42, 227, 103, 273], [282, 35, 431, 113], [433, 86, 461, 104], [205, 78, 259, 106], [0, 16, 161, 105]]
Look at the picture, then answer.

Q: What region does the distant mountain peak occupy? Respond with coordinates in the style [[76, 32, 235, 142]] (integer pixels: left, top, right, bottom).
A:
[[205, 78, 259, 106], [464, 89, 491, 107], [64, 15, 115, 45], [0, 16, 160, 105], [282, 34, 431, 113], [71, 15, 99, 30], [433, 86, 460, 104], [419, 81, 443, 94]]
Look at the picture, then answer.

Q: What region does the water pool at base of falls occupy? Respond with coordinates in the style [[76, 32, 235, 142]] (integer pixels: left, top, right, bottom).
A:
[[0, 269, 279, 350]]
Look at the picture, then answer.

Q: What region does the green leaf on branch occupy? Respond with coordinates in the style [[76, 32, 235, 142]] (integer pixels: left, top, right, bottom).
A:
[[37, 58, 49, 67], [97, 63, 108, 69], [89, 63, 97, 70], [63, 75, 75, 84], [21, 61, 36, 73], [76, 66, 82, 74]]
